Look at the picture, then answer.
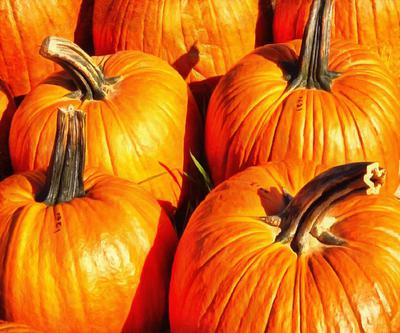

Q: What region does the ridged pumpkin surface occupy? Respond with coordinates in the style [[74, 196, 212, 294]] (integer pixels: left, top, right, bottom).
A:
[[0, 169, 177, 333], [9, 44, 201, 213], [205, 38, 400, 192], [0, 0, 86, 96], [170, 161, 400, 332], [93, 0, 272, 83]]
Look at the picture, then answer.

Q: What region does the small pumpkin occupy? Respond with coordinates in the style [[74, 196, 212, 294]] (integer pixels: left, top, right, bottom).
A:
[[0, 321, 42, 332], [1, 106, 178, 333], [273, 0, 400, 83], [170, 161, 400, 332], [0, 81, 16, 179], [92, 0, 273, 83], [9, 36, 201, 214], [0, 0, 92, 97], [205, 0, 400, 193]]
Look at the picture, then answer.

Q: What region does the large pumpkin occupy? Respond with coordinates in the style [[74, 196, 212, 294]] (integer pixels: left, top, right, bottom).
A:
[[1, 106, 178, 333], [170, 161, 400, 332], [9, 36, 201, 214], [0, 81, 16, 180], [92, 0, 273, 83], [205, 0, 400, 193], [0, 0, 92, 97], [273, 0, 400, 83], [0, 321, 42, 332]]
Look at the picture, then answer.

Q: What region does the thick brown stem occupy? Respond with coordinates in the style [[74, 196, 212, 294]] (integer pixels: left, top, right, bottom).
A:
[[40, 36, 119, 100], [38, 105, 86, 205], [273, 162, 385, 254], [287, 0, 339, 91]]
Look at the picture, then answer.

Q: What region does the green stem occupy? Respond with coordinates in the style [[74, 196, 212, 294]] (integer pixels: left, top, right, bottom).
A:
[[287, 0, 339, 91], [38, 105, 86, 205], [40, 36, 119, 100], [265, 163, 385, 254]]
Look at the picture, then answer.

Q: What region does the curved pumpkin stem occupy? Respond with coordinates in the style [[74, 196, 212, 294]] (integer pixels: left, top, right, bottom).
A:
[[270, 162, 385, 254], [40, 36, 119, 100], [38, 105, 86, 205], [287, 0, 339, 91]]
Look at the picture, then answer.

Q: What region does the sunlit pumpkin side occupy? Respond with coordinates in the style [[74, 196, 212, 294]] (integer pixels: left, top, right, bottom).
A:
[[0, 0, 92, 96], [170, 160, 400, 332], [1, 106, 178, 333], [92, 0, 273, 83], [205, 0, 400, 194], [9, 37, 202, 215]]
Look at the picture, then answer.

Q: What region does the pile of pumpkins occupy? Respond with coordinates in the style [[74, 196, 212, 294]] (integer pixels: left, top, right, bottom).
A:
[[0, 0, 399, 332]]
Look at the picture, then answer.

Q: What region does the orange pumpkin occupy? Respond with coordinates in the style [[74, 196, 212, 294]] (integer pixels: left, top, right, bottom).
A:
[[1, 106, 177, 333], [0, 0, 92, 97], [92, 0, 273, 83], [170, 161, 400, 332], [273, 0, 400, 83], [0, 81, 16, 179], [9, 36, 201, 215], [0, 321, 42, 332], [205, 0, 400, 193]]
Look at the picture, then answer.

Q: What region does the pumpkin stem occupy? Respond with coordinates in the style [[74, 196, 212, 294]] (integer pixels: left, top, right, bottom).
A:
[[38, 105, 86, 205], [274, 162, 385, 254], [286, 0, 339, 91], [40, 36, 119, 100]]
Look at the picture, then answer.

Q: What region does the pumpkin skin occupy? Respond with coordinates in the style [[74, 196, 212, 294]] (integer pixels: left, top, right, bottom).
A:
[[9, 38, 201, 214], [205, 0, 400, 193], [273, 0, 400, 83], [0, 0, 91, 97], [0, 108, 178, 333], [92, 0, 273, 83], [0, 321, 42, 332], [0, 81, 16, 180], [169, 161, 400, 332]]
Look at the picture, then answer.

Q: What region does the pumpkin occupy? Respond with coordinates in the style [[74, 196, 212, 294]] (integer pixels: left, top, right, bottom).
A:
[[0, 321, 42, 332], [92, 0, 273, 84], [205, 0, 400, 194], [273, 0, 400, 84], [1, 106, 178, 333], [9, 36, 201, 215], [169, 161, 400, 332], [0, 0, 92, 97], [0, 81, 16, 179]]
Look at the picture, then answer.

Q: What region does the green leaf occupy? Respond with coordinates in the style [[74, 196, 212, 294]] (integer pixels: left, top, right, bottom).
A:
[[190, 152, 213, 192]]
